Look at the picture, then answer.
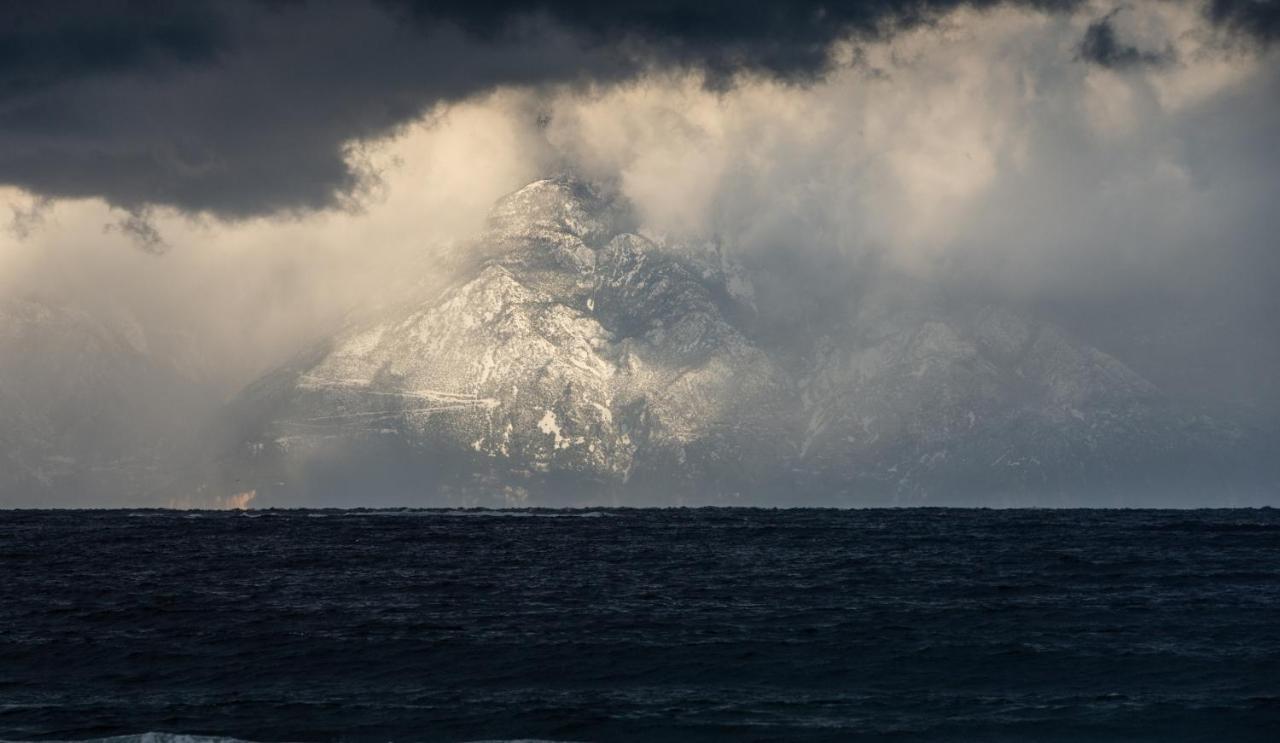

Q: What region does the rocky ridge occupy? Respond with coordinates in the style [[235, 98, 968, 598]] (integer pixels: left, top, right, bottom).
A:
[[206, 177, 1273, 506]]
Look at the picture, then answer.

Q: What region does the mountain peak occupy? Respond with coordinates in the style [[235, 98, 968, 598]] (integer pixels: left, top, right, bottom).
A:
[[192, 182, 1275, 507], [484, 175, 631, 251]]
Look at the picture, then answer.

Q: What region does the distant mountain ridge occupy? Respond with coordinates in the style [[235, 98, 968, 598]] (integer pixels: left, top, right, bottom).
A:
[[197, 176, 1276, 506], [0, 178, 1270, 506], [0, 297, 215, 506]]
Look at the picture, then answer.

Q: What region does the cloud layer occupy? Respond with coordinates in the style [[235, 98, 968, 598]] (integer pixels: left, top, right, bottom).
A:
[[1, 0, 1277, 413], [1, 0, 1276, 219]]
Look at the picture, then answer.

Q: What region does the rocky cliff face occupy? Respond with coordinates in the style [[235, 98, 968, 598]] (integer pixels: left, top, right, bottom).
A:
[[206, 177, 1273, 506], [211, 178, 796, 505]]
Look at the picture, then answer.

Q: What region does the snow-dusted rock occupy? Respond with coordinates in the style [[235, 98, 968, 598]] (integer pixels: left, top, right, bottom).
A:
[[206, 176, 1273, 506], [213, 177, 794, 505]]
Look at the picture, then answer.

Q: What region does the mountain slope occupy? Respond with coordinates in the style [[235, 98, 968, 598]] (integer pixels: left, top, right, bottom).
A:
[[799, 303, 1260, 504], [0, 297, 216, 506], [210, 178, 793, 505], [204, 177, 1274, 506]]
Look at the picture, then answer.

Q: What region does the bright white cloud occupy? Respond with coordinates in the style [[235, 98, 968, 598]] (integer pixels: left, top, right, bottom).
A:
[[1, 91, 550, 391]]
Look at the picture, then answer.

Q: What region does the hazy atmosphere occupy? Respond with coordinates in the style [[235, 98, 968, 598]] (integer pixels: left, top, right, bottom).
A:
[[1, 0, 1277, 506]]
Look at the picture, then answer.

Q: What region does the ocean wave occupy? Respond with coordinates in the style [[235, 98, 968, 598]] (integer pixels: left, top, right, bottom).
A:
[[301, 509, 611, 518], [1, 735, 264, 743], [2, 736, 575, 743]]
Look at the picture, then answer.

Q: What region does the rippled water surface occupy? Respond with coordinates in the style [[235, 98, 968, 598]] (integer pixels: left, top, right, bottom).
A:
[[2, 508, 1278, 742]]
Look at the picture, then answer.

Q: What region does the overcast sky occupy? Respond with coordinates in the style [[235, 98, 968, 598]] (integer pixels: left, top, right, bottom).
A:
[[1, 0, 1277, 403]]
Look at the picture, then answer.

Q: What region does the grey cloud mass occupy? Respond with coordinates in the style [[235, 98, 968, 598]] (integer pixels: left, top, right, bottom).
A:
[[1078, 13, 1173, 68], [0, 0, 1275, 218], [0, 3, 606, 217]]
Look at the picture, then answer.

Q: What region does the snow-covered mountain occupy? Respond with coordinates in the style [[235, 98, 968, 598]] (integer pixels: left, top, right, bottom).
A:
[[0, 297, 216, 506], [201, 177, 1275, 506], [797, 301, 1265, 504]]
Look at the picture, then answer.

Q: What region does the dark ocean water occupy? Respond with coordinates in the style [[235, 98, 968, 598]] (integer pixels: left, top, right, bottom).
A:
[[2, 508, 1279, 742]]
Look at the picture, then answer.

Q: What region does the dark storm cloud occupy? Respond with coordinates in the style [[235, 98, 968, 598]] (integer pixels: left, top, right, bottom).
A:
[[1209, 0, 1280, 43], [1078, 14, 1173, 68], [106, 209, 168, 254], [0, 2, 227, 95], [0, 0, 635, 219], [0, 0, 1275, 221], [388, 0, 1080, 80]]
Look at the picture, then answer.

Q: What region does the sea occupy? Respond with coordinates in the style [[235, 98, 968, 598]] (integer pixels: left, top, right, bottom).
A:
[[1, 508, 1278, 742]]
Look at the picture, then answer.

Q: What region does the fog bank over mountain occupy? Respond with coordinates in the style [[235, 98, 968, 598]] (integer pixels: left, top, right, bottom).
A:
[[192, 176, 1277, 507], [1, 1, 1277, 505]]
